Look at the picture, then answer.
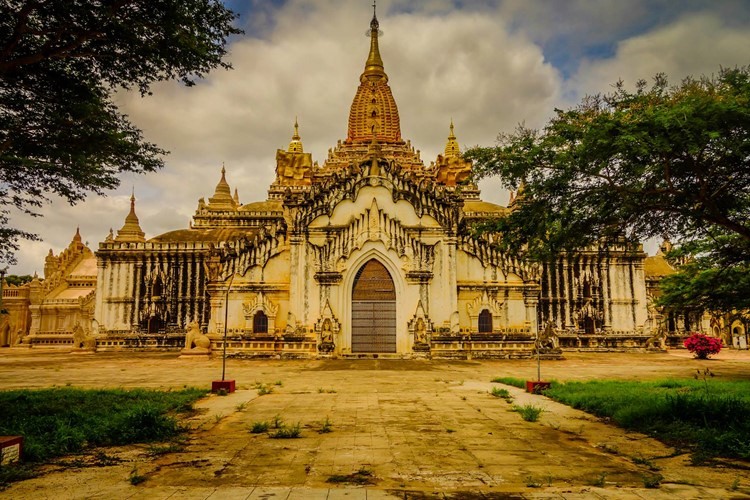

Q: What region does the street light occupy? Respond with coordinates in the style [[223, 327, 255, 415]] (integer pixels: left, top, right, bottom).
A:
[[212, 271, 236, 394], [0, 267, 7, 315]]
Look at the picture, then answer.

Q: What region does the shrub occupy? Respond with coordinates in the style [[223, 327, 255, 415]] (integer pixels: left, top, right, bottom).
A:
[[512, 404, 543, 422], [490, 387, 511, 400], [250, 421, 269, 434], [270, 422, 301, 439], [684, 333, 722, 359]]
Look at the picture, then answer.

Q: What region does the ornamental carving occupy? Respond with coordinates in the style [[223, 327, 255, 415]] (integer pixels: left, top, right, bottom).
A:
[[408, 300, 433, 351], [242, 292, 279, 335], [467, 290, 504, 334], [308, 197, 435, 277], [314, 300, 340, 353]]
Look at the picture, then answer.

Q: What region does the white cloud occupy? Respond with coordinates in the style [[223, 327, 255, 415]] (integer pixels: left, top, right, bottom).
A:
[[11, 1, 560, 273], [569, 13, 750, 98], [9, 2, 750, 272]]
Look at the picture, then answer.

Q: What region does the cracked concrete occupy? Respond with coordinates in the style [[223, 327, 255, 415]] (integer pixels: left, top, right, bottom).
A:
[[2, 350, 750, 499]]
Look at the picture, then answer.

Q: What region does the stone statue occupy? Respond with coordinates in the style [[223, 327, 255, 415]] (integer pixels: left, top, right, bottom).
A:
[[321, 318, 333, 344], [285, 311, 299, 337], [414, 318, 427, 344], [450, 311, 461, 335], [646, 323, 667, 350], [72, 322, 96, 351], [537, 321, 560, 351], [183, 321, 211, 352]]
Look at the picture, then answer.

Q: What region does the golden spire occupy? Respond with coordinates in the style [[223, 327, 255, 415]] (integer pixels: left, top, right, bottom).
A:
[[207, 163, 237, 210], [444, 119, 460, 158], [362, 1, 386, 82], [115, 191, 146, 242], [347, 5, 401, 145], [288, 117, 304, 153]]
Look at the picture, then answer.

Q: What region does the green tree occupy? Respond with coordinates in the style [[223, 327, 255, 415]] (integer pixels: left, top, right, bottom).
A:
[[464, 67, 750, 312], [0, 0, 243, 264], [3, 274, 33, 286]]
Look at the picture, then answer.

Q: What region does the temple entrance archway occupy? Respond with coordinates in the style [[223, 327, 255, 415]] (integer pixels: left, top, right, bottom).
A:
[[351, 259, 396, 353]]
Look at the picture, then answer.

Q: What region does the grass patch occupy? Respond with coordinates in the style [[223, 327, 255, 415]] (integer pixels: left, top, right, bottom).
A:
[[490, 377, 525, 389], [589, 472, 607, 487], [512, 404, 543, 422], [129, 467, 146, 485], [256, 384, 273, 396], [250, 421, 270, 434], [0, 387, 205, 463], [146, 443, 184, 456], [490, 387, 513, 402], [545, 378, 750, 461], [0, 464, 37, 487], [642, 473, 663, 489], [270, 422, 301, 439], [631, 455, 660, 471], [326, 467, 376, 485], [318, 417, 333, 434]]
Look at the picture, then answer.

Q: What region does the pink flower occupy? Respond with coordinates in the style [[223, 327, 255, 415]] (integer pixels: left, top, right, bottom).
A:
[[684, 333, 723, 359]]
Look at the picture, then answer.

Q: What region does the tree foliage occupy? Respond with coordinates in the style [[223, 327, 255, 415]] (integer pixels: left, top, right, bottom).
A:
[[464, 67, 750, 312], [2, 273, 33, 286], [0, 0, 242, 264]]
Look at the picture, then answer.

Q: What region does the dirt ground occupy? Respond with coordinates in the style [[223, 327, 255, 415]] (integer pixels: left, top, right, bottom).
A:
[[2, 348, 750, 499]]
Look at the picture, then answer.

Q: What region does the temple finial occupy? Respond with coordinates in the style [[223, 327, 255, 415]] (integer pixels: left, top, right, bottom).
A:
[[116, 189, 145, 242], [363, 1, 385, 81], [444, 119, 460, 158], [288, 117, 304, 153]]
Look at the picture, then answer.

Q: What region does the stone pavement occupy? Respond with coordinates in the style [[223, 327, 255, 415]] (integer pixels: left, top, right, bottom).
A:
[[2, 350, 750, 499]]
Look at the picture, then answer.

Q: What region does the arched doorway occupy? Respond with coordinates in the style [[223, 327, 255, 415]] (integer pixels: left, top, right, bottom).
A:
[[351, 259, 396, 353]]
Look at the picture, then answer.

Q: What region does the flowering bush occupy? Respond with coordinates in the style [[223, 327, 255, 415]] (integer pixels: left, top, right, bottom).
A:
[[684, 333, 723, 359]]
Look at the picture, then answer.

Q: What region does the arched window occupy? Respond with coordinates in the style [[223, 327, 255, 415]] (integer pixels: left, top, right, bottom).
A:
[[253, 311, 268, 334], [478, 309, 493, 333]]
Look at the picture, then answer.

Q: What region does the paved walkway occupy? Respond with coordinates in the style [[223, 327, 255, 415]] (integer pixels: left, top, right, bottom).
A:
[[2, 350, 750, 499]]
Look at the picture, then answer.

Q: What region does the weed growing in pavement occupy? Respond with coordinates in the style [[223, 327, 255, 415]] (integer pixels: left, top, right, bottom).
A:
[[525, 475, 542, 488], [490, 387, 514, 402], [256, 384, 273, 396], [272, 414, 283, 429], [146, 443, 184, 456], [642, 473, 663, 489], [731, 477, 741, 491], [270, 422, 301, 439], [250, 421, 269, 434], [129, 467, 146, 485], [631, 455, 660, 471], [589, 472, 607, 487], [512, 404, 543, 422], [318, 417, 333, 434]]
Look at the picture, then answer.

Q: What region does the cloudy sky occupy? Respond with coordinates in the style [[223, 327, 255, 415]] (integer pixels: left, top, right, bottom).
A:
[[9, 0, 750, 274]]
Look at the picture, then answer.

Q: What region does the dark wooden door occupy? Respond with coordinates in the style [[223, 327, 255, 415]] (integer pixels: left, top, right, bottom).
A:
[[351, 259, 396, 353]]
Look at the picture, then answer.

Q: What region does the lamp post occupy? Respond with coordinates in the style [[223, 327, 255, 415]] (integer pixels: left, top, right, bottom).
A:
[[212, 270, 236, 393], [221, 272, 235, 381], [0, 267, 7, 315]]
